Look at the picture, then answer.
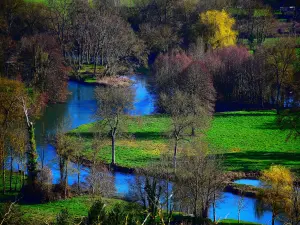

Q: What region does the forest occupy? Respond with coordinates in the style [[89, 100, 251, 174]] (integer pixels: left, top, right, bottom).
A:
[[0, 0, 300, 224]]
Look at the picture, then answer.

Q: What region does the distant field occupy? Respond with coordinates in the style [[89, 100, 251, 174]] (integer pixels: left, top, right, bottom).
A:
[[240, 37, 300, 47], [71, 111, 300, 173]]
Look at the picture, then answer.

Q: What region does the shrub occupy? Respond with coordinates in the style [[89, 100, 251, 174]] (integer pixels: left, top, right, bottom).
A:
[[87, 200, 107, 225], [55, 209, 73, 225]]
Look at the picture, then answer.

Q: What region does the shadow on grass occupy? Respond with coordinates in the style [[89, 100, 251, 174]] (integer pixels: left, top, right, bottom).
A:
[[215, 111, 275, 118], [0, 192, 19, 203], [130, 131, 167, 140], [69, 131, 167, 141], [223, 151, 300, 174]]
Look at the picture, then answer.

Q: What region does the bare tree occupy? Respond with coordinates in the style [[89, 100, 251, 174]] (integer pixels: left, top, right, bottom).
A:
[[94, 86, 134, 166], [86, 164, 115, 197], [175, 147, 225, 219], [263, 38, 297, 114], [237, 194, 246, 223], [131, 155, 175, 224], [160, 90, 195, 168], [54, 123, 75, 198]]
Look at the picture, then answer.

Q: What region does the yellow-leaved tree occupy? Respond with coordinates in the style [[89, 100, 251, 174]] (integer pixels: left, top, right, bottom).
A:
[[257, 165, 293, 225], [200, 10, 237, 49]]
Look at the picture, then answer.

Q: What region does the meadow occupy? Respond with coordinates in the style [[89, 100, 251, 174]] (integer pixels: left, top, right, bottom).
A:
[[71, 110, 300, 173]]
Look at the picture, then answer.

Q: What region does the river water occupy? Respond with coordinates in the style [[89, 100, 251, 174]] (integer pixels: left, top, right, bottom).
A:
[[33, 75, 281, 225]]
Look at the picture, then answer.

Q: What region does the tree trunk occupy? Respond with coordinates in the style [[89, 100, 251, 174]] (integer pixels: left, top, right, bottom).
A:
[[59, 157, 65, 184], [276, 72, 281, 114], [9, 152, 13, 192], [272, 211, 275, 225], [2, 161, 5, 194], [94, 52, 98, 77], [14, 164, 19, 191], [173, 139, 178, 168], [77, 168, 80, 192], [213, 199, 216, 222], [201, 207, 209, 219], [64, 161, 68, 199], [26, 122, 38, 186], [111, 132, 116, 165], [22, 170, 25, 187], [191, 126, 196, 136]]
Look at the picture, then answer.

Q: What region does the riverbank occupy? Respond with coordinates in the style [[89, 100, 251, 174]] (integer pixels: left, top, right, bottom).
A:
[[70, 111, 300, 174], [0, 193, 263, 225], [69, 64, 133, 86]]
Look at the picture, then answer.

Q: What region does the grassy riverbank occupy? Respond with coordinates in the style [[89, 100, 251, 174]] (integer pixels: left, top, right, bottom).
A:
[[1, 196, 139, 224], [0, 194, 262, 225], [71, 110, 300, 173]]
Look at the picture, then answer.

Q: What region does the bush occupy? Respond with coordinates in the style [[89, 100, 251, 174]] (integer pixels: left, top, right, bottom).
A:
[[87, 200, 107, 225], [55, 209, 73, 225]]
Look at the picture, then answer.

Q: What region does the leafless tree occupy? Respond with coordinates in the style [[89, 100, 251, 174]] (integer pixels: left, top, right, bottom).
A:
[[175, 148, 225, 219], [86, 164, 115, 197], [94, 86, 134, 165], [237, 194, 246, 223], [130, 155, 176, 224]]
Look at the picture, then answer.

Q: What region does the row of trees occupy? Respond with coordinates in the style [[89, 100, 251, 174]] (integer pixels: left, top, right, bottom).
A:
[[0, 78, 39, 195]]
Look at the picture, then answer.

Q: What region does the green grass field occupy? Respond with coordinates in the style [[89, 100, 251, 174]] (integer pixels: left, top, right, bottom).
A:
[[4, 196, 138, 224], [71, 115, 169, 168], [71, 111, 300, 173]]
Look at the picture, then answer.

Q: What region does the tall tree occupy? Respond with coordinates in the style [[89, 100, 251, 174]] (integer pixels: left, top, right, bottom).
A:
[[175, 148, 225, 219], [94, 86, 134, 166], [200, 10, 237, 49], [264, 38, 297, 114], [257, 165, 293, 225], [0, 78, 25, 193], [55, 129, 75, 199]]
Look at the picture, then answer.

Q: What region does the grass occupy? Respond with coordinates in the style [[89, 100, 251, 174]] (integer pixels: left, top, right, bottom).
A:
[[71, 115, 170, 168], [0, 172, 24, 200], [71, 111, 300, 173], [7, 196, 137, 224], [206, 111, 300, 173], [219, 219, 261, 225], [24, 0, 47, 3]]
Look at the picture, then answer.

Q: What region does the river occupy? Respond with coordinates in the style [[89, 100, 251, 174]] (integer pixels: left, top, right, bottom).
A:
[[33, 74, 281, 225]]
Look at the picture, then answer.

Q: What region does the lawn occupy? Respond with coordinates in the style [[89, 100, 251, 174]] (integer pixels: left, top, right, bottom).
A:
[[71, 111, 300, 173]]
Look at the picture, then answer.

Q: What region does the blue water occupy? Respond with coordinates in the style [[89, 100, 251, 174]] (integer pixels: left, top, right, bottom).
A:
[[112, 172, 281, 225], [211, 192, 281, 225], [234, 179, 262, 187], [31, 75, 282, 224]]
